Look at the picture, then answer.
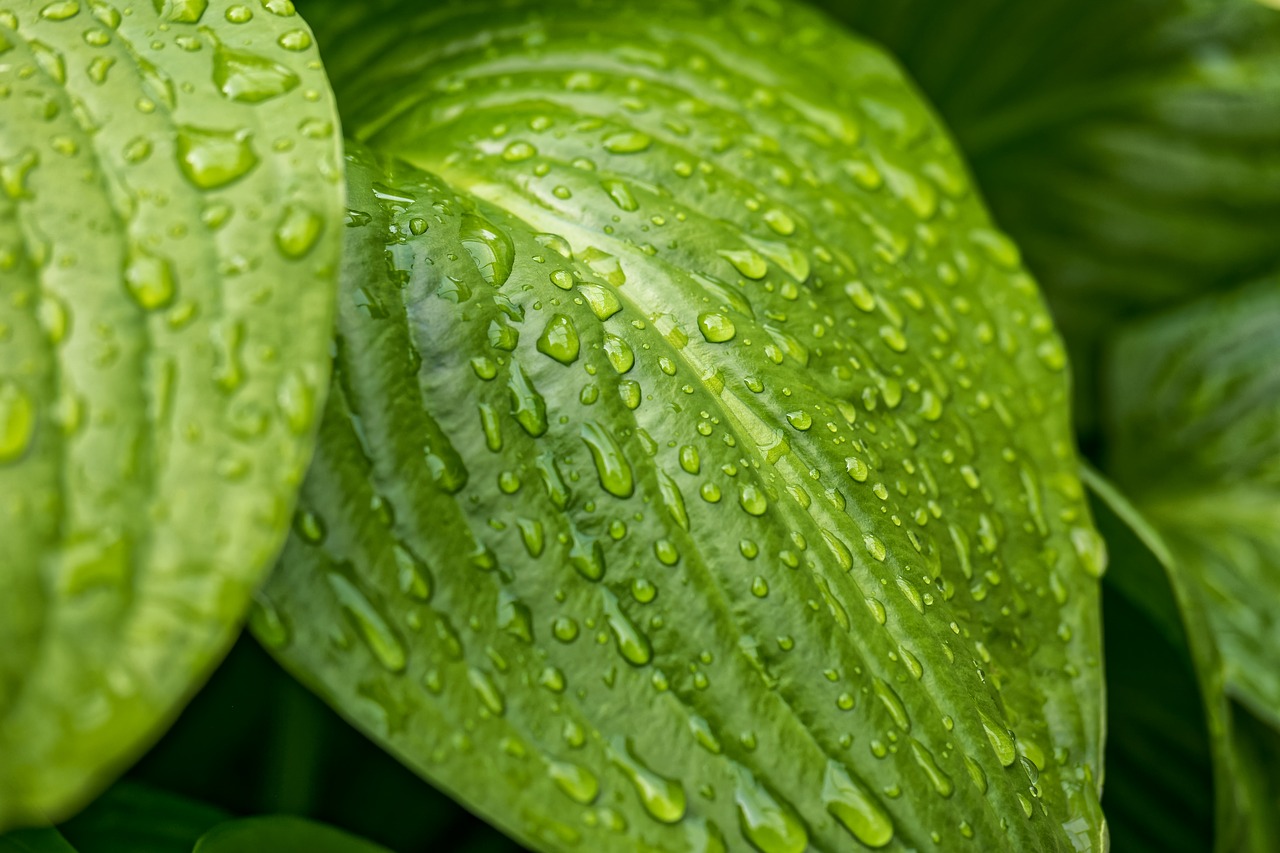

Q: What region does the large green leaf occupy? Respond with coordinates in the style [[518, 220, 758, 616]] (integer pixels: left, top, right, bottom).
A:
[[257, 1, 1106, 849], [1105, 277, 1280, 732], [58, 783, 228, 853], [192, 816, 392, 853], [0, 0, 344, 827], [1084, 467, 1280, 852], [0, 829, 77, 853], [825, 0, 1280, 427]]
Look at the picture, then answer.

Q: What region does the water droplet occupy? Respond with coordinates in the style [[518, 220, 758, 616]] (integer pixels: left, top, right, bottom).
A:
[[550, 761, 600, 805], [785, 410, 811, 431], [328, 573, 406, 673], [610, 737, 686, 823], [603, 589, 652, 666], [569, 528, 606, 582], [603, 131, 652, 153], [873, 678, 910, 731], [733, 766, 808, 853], [502, 141, 537, 162], [863, 534, 886, 562], [124, 246, 176, 310], [508, 366, 548, 437], [275, 202, 323, 259], [879, 325, 908, 353], [909, 739, 954, 797], [738, 484, 768, 516], [602, 179, 639, 211], [581, 421, 634, 498], [1071, 526, 1107, 578], [40, 1, 79, 20], [970, 227, 1021, 269], [468, 667, 505, 715], [657, 470, 689, 530], [0, 382, 36, 465], [460, 213, 514, 287], [845, 456, 869, 483], [536, 314, 580, 365], [980, 710, 1017, 767], [751, 577, 769, 598], [393, 543, 432, 601], [823, 762, 894, 848], [763, 208, 795, 236], [719, 249, 768, 280], [698, 312, 736, 343], [579, 282, 622, 320], [277, 29, 312, 51], [176, 125, 258, 189], [679, 445, 700, 474], [213, 43, 300, 102]]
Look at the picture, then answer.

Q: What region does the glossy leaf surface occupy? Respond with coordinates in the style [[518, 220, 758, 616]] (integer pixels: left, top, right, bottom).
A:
[[260, 1, 1105, 850], [0, 0, 344, 827]]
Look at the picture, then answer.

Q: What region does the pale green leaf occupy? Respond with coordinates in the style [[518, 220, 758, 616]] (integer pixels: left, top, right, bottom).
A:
[[0, 0, 344, 827], [256, 1, 1106, 850]]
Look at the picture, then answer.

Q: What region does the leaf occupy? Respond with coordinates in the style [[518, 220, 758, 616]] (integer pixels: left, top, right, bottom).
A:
[[0, 0, 344, 828], [192, 816, 392, 853], [824, 0, 1280, 426], [58, 783, 228, 853], [257, 1, 1107, 849], [0, 829, 78, 853], [1104, 278, 1280, 732], [1083, 466, 1280, 852]]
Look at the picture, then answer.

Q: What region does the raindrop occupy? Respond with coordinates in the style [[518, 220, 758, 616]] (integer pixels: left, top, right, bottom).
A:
[[823, 762, 894, 848], [610, 737, 687, 823], [537, 314, 580, 365], [581, 421, 634, 498], [698, 312, 736, 343], [460, 213, 515, 287]]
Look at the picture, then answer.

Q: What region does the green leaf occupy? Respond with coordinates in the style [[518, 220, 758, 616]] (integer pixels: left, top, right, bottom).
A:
[[58, 782, 228, 853], [824, 0, 1280, 426], [258, 1, 1106, 849], [1084, 466, 1280, 852], [192, 816, 392, 853], [0, 0, 344, 828], [1104, 278, 1280, 732], [0, 829, 78, 853]]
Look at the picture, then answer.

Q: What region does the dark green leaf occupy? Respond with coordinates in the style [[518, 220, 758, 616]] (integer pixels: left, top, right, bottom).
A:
[[825, 0, 1280, 428], [58, 783, 228, 853], [0, 0, 344, 828], [259, 1, 1106, 849], [0, 829, 77, 853], [1105, 278, 1280, 732], [192, 816, 392, 853], [1084, 466, 1280, 852]]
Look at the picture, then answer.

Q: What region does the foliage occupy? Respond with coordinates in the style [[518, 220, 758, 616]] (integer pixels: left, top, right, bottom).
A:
[[1, 0, 1277, 850]]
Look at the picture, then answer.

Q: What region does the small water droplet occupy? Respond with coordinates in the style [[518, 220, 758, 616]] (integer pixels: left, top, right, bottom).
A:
[[909, 739, 954, 797], [603, 131, 652, 153], [732, 766, 808, 853], [550, 761, 600, 805], [275, 202, 323, 259], [502, 140, 536, 162], [602, 179, 639, 211], [610, 737, 686, 823], [581, 421, 634, 498], [0, 381, 36, 465], [212, 42, 299, 102], [823, 762, 894, 848], [719, 249, 768, 280], [124, 246, 176, 310], [176, 125, 258, 189], [328, 573, 406, 673], [873, 678, 910, 731], [536, 313, 580, 365], [698, 312, 736, 343], [603, 589, 652, 666], [738, 484, 768, 516], [460, 213, 515, 287]]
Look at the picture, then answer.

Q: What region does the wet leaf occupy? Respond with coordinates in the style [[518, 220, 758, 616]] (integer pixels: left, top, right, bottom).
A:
[[0, 0, 344, 827], [257, 1, 1106, 850]]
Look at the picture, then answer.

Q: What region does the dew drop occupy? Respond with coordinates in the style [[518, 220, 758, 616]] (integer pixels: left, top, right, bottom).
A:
[[550, 761, 600, 805], [603, 589, 652, 666], [0, 381, 36, 465], [581, 421, 634, 498], [610, 737, 686, 823], [698, 312, 736, 343], [212, 43, 300, 103], [176, 126, 258, 189], [732, 766, 808, 853], [579, 282, 622, 320], [327, 573, 406, 673], [124, 246, 176, 310], [275, 202, 323, 259], [719, 249, 768, 280], [537, 313, 580, 365], [909, 739, 954, 797], [823, 762, 894, 848], [603, 131, 652, 153], [738, 484, 768, 516], [460, 213, 515, 287], [873, 678, 910, 731]]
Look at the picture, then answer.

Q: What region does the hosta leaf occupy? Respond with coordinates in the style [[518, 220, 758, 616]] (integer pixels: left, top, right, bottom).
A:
[[0, 829, 77, 853], [260, 1, 1105, 850], [0, 0, 343, 827], [192, 816, 392, 853], [1084, 467, 1280, 852], [58, 782, 228, 853], [826, 0, 1280, 426], [1105, 277, 1280, 731]]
